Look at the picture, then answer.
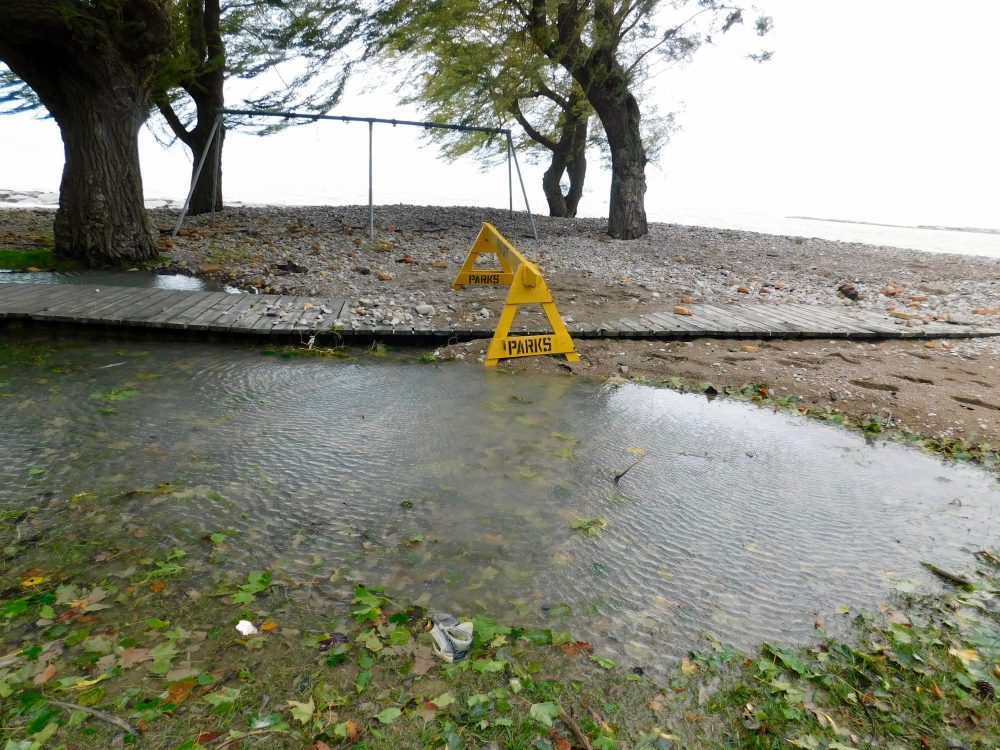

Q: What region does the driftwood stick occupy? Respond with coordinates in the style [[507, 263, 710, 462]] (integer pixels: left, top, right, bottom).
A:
[[48, 700, 139, 736], [558, 706, 593, 750], [976, 549, 1000, 567], [921, 561, 974, 590]]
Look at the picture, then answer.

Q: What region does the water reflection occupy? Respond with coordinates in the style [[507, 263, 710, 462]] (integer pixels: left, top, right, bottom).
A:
[[0, 270, 226, 291]]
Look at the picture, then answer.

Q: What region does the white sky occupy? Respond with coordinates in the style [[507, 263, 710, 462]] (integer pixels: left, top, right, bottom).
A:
[[2, 1, 998, 233]]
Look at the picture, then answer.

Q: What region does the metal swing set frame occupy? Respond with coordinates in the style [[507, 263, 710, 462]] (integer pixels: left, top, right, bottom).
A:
[[171, 108, 538, 240]]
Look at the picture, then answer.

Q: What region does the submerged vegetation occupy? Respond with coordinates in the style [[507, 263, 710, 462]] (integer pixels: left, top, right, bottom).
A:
[[1, 338, 999, 747], [2, 490, 998, 749], [653, 375, 1000, 474]]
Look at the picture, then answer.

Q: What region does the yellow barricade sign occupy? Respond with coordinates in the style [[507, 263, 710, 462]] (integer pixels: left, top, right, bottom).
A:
[[453, 223, 579, 367]]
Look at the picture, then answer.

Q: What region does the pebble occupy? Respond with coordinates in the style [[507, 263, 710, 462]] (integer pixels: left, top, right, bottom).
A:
[[415, 304, 435, 316]]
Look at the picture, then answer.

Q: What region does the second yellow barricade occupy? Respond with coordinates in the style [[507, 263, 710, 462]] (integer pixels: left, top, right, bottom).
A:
[[453, 223, 579, 367]]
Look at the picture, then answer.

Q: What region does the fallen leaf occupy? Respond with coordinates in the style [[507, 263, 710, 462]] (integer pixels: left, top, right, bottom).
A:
[[33, 663, 57, 686], [680, 658, 697, 676], [553, 737, 572, 750], [312, 742, 333, 750], [20, 576, 47, 588], [167, 679, 194, 704], [344, 719, 360, 740], [560, 641, 592, 657], [151, 581, 166, 593], [410, 647, 436, 676], [260, 620, 279, 632], [647, 694, 667, 712], [287, 697, 315, 724], [948, 647, 980, 666], [195, 732, 223, 744], [931, 682, 944, 699]]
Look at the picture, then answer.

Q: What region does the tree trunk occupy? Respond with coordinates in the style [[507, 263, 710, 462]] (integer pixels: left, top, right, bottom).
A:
[[542, 151, 570, 217], [186, 120, 225, 215], [52, 85, 157, 266], [0, 0, 171, 267], [178, 0, 226, 216], [563, 117, 588, 218], [536, 103, 589, 219], [589, 84, 647, 239]]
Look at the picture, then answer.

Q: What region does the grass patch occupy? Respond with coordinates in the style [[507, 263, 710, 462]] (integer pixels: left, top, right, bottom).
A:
[[2, 476, 998, 749], [0, 248, 66, 271]]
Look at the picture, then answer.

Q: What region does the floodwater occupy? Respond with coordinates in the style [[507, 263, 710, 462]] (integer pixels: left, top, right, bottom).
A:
[[0, 269, 226, 291], [2, 338, 998, 670]]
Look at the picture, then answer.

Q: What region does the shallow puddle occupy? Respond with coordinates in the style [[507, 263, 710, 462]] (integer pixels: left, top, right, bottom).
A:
[[0, 270, 226, 291], [2, 337, 998, 671]]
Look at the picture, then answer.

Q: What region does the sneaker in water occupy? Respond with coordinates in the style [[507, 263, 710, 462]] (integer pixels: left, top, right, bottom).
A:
[[430, 614, 474, 663]]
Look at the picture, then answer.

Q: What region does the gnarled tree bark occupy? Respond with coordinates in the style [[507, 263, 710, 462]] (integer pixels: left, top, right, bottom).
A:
[[512, 90, 590, 218], [155, 0, 226, 216], [0, 0, 172, 266], [527, 0, 649, 239]]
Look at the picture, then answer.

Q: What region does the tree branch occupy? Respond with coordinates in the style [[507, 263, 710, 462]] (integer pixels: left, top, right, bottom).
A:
[[510, 99, 558, 152], [155, 98, 195, 146]]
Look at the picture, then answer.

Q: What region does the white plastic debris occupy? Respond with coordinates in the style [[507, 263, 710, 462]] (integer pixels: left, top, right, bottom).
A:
[[235, 620, 258, 636]]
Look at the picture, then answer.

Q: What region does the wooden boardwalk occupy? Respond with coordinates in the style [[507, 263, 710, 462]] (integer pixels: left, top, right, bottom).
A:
[[1, 282, 999, 341]]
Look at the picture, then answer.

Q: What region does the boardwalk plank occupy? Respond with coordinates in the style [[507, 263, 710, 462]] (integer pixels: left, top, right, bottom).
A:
[[4, 283, 1000, 345], [205, 293, 261, 331], [36, 287, 160, 323], [695, 304, 771, 335], [144, 291, 218, 327], [101, 289, 183, 324], [647, 311, 718, 335], [645, 310, 724, 336], [0, 283, 58, 308], [181, 293, 244, 330], [32, 288, 135, 322], [787, 305, 891, 336], [2, 285, 97, 314], [231, 295, 282, 332]]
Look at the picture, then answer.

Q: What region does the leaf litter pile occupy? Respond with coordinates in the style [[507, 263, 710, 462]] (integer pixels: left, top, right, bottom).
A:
[[1, 344, 999, 748]]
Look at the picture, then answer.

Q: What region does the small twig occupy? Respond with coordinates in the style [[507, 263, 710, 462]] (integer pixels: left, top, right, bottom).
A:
[[976, 549, 1000, 567], [612, 455, 645, 486], [921, 561, 975, 590], [48, 700, 139, 736], [558, 706, 593, 750], [0, 639, 63, 670], [215, 728, 284, 749]]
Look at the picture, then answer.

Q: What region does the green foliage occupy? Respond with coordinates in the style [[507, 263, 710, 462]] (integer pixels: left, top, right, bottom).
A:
[[151, 0, 363, 145]]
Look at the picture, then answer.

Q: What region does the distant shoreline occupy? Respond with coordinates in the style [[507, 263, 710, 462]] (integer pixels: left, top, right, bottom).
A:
[[3, 188, 1000, 259], [788, 215, 1000, 236]]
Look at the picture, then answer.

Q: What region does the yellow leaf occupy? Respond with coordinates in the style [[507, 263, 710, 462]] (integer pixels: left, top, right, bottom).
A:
[[260, 620, 279, 632], [71, 674, 109, 690], [680, 658, 697, 676], [627, 447, 647, 456], [948, 647, 980, 666], [20, 576, 47, 588]]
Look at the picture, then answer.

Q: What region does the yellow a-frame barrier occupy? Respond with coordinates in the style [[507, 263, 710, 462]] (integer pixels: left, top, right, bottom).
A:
[[453, 223, 579, 367]]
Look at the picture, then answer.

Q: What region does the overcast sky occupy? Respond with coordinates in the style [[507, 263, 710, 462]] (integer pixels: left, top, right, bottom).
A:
[[1, 1, 998, 235]]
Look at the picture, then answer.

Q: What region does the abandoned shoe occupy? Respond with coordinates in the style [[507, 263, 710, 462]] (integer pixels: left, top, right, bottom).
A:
[[430, 614, 474, 663]]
